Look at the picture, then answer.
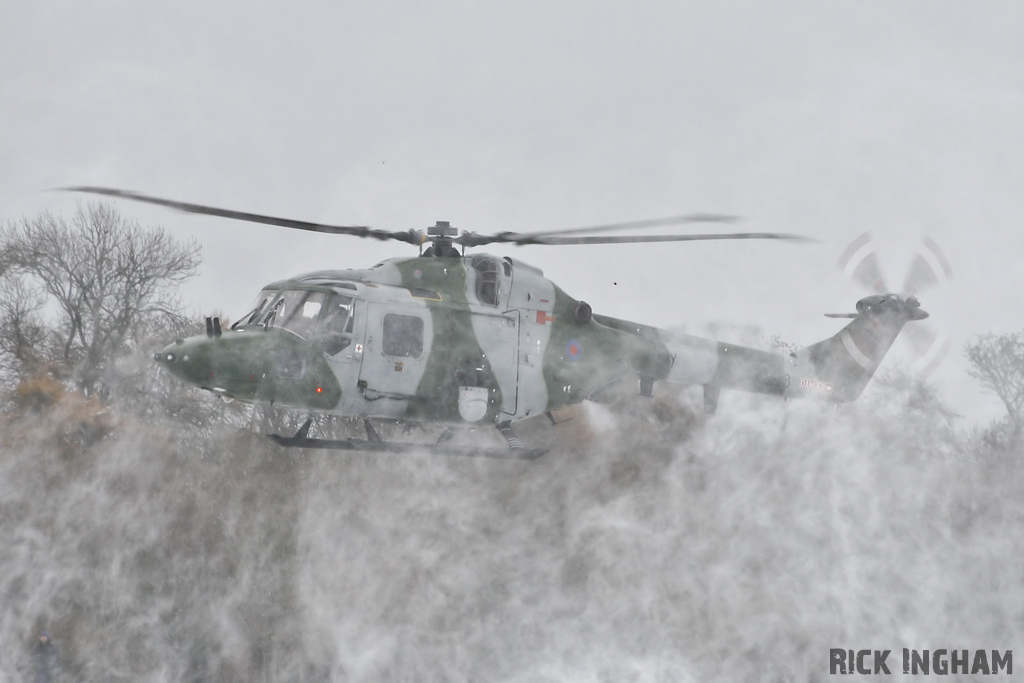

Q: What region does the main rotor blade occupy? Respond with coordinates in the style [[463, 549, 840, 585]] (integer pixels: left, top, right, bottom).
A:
[[60, 186, 423, 245], [517, 213, 739, 239], [489, 232, 813, 246], [462, 213, 741, 247]]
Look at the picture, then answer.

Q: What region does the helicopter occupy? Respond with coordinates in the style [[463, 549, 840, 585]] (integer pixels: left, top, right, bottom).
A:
[[66, 187, 930, 459]]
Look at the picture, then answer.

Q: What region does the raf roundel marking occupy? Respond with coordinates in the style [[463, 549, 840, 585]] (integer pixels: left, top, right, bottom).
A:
[[566, 339, 582, 360]]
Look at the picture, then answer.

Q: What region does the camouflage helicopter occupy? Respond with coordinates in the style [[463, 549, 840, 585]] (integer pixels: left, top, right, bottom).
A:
[[67, 187, 930, 459]]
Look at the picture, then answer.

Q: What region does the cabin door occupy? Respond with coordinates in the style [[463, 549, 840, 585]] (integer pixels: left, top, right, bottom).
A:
[[357, 302, 432, 399], [469, 311, 519, 419]]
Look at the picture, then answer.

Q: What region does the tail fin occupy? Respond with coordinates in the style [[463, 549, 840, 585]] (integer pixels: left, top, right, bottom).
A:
[[791, 294, 928, 402]]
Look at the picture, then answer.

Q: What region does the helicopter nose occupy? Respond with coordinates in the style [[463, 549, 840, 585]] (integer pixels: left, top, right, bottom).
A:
[[155, 344, 181, 366], [153, 330, 342, 409], [155, 340, 207, 382], [154, 335, 255, 396]]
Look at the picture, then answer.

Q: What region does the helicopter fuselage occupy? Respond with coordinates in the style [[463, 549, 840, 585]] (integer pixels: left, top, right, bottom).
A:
[[159, 254, 664, 422], [156, 253, 927, 424]]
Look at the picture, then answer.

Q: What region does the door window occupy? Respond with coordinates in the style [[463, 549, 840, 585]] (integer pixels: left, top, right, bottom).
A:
[[318, 295, 355, 356], [382, 314, 424, 357]]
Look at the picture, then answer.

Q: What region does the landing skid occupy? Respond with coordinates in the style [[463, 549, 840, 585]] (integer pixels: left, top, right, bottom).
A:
[[267, 419, 547, 460]]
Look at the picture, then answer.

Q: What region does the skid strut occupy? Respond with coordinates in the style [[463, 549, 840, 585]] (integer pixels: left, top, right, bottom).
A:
[[268, 418, 547, 460], [497, 421, 524, 450]]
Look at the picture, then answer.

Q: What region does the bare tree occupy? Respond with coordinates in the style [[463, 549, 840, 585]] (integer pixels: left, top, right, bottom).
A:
[[0, 203, 201, 399], [965, 332, 1024, 444], [0, 277, 49, 377]]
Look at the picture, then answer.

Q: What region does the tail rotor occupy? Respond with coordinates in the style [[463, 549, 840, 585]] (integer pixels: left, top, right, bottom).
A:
[[833, 231, 953, 375]]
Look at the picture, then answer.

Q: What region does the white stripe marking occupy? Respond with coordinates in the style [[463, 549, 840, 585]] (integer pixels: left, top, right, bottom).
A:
[[841, 329, 876, 371]]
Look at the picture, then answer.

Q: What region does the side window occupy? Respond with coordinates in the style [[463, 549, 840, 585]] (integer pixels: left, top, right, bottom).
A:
[[471, 256, 501, 306], [318, 295, 354, 356], [382, 314, 424, 358]]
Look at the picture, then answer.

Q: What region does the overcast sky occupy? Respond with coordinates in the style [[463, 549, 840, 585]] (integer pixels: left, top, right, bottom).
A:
[[3, 1, 1022, 422]]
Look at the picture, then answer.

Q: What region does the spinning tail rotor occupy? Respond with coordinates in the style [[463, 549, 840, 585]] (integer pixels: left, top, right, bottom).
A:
[[829, 231, 953, 374]]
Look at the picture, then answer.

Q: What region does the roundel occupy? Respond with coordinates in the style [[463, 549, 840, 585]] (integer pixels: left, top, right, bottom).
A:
[[566, 339, 582, 359]]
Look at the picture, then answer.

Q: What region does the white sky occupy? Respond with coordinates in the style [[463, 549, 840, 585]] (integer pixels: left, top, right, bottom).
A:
[[3, 1, 1023, 423]]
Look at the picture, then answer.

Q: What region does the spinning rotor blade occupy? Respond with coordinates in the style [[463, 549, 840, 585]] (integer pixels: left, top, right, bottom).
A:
[[466, 231, 812, 247], [848, 250, 887, 293], [62, 186, 811, 250], [903, 323, 949, 375], [501, 213, 739, 240], [458, 214, 814, 247], [832, 231, 953, 374], [902, 322, 939, 357], [60, 186, 424, 245], [837, 231, 887, 293], [902, 236, 953, 295]]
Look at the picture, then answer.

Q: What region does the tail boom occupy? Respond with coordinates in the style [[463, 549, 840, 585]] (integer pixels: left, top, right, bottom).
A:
[[647, 294, 928, 405]]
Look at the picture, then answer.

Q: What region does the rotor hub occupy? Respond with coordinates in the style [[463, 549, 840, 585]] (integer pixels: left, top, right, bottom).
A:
[[427, 220, 458, 238]]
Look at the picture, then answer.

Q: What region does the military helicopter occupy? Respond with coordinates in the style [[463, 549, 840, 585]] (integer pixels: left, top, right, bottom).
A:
[[66, 187, 930, 459]]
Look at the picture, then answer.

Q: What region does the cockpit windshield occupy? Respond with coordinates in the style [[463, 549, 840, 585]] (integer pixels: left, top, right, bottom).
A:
[[271, 291, 326, 339], [232, 289, 324, 340], [233, 290, 275, 329], [232, 289, 355, 352]]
